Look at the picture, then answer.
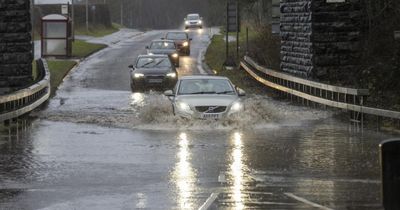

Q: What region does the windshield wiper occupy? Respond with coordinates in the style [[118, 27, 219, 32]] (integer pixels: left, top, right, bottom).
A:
[[140, 61, 155, 68], [154, 59, 166, 67], [189, 91, 216, 95], [217, 90, 235, 94]]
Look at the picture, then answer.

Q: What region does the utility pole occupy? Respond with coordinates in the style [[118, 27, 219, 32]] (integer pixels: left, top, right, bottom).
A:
[[71, 0, 75, 41], [31, 0, 35, 59], [120, 0, 123, 26], [86, 0, 89, 32]]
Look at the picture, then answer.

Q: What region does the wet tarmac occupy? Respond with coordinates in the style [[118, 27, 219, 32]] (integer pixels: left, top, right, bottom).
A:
[[0, 28, 393, 209]]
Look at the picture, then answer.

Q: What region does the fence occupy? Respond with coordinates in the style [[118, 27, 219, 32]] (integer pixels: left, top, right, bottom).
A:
[[240, 56, 400, 129], [0, 59, 51, 123]]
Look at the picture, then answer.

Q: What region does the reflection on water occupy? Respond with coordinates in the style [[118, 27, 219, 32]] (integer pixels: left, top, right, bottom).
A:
[[230, 132, 245, 209], [172, 133, 196, 209], [130, 92, 145, 107]]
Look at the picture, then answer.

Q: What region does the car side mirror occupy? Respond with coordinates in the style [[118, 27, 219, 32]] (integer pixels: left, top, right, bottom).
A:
[[184, 18, 187, 21], [145, 46, 149, 49], [200, 17, 203, 20], [237, 88, 246, 97], [128, 65, 135, 70], [161, 38, 165, 40], [164, 90, 174, 97], [189, 38, 193, 41]]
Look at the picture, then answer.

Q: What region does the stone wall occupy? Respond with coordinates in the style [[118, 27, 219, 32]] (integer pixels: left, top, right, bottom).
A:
[[280, 0, 313, 77], [280, 0, 363, 81], [0, 0, 32, 92]]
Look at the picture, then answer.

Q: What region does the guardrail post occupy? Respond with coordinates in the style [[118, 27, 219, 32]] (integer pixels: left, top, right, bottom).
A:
[[380, 139, 400, 210]]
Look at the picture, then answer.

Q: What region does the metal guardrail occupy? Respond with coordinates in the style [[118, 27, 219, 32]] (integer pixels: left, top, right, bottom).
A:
[[0, 59, 51, 122], [241, 56, 400, 122]]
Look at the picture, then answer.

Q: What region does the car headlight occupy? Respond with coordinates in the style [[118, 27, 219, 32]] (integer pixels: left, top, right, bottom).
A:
[[134, 73, 145, 78], [198, 20, 202, 24], [177, 102, 191, 113], [185, 21, 189, 25], [172, 53, 179, 58], [229, 101, 243, 113], [183, 41, 189, 47], [166, 72, 176, 78]]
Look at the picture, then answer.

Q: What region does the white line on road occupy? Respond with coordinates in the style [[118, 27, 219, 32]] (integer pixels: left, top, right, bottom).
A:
[[284, 193, 334, 210], [198, 192, 219, 210]]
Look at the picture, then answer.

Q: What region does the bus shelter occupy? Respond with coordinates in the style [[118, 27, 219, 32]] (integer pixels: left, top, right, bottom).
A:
[[41, 14, 72, 57]]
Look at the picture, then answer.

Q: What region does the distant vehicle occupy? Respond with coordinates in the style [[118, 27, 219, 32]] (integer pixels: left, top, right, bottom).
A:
[[129, 54, 178, 92], [165, 31, 192, 56], [146, 40, 180, 67], [184, 13, 203, 29], [164, 75, 246, 119]]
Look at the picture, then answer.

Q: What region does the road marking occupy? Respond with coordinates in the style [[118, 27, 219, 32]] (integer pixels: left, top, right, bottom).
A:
[[197, 48, 207, 75], [284, 193, 334, 210], [198, 192, 219, 210]]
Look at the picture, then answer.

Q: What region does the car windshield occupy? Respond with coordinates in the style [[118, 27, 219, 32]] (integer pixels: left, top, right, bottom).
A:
[[136, 57, 171, 68], [150, 41, 175, 49], [166, 32, 187, 40], [187, 15, 199, 20], [178, 79, 235, 95]]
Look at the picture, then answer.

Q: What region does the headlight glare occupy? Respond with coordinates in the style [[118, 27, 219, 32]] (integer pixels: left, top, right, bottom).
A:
[[134, 73, 145, 78], [185, 21, 189, 25], [230, 101, 243, 112], [167, 72, 176, 78], [198, 20, 202, 24], [172, 53, 179, 58], [183, 41, 189, 47], [178, 102, 191, 112]]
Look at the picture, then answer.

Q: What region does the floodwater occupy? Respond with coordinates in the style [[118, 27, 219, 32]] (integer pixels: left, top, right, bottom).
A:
[[0, 28, 393, 210]]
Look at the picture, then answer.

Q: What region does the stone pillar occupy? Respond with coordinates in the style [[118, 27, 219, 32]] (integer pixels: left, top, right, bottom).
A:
[[280, 0, 363, 81], [0, 0, 33, 93]]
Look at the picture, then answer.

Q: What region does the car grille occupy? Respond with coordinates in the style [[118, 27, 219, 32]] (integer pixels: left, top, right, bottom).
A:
[[190, 22, 197, 24], [195, 106, 227, 113], [146, 75, 165, 83]]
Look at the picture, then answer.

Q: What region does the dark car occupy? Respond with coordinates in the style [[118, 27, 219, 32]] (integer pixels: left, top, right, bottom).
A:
[[129, 55, 178, 92], [146, 40, 180, 67], [165, 31, 192, 56]]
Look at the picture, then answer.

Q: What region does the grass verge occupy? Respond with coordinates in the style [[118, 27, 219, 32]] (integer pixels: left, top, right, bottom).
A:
[[72, 40, 106, 58], [75, 23, 121, 37], [47, 60, 77, 96], [205, 33, 270, 95]]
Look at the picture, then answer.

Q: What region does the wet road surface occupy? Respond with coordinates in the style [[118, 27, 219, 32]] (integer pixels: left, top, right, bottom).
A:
[[0, 28, 393, 209]]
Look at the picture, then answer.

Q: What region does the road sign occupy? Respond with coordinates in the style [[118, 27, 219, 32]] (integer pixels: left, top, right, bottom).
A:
[[61, 5, 68, 15], [226, 1, 239, 33], [271, 0, 280, 34]]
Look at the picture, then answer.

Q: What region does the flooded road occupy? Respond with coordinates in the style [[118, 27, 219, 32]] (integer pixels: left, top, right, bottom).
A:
[[0, 28, 393, 209]]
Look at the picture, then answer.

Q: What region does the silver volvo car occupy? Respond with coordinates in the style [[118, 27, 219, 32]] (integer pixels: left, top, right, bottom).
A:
[[164, 75, 246, 119]]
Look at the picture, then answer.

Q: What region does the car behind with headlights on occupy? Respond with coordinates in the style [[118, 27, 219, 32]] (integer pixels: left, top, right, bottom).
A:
[[184, 13, 203, 29], [146, 39, 180, 67], [129, 55, 178, 92], [164, 75, 246, 119], [165, 31, 192, 55]]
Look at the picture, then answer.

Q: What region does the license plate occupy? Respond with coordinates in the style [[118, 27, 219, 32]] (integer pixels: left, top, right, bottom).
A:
[[202, 113, 221, 119], [148, 79, 163, 83]]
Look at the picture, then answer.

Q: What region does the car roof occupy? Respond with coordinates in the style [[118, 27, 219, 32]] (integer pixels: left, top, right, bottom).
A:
[[166, 31, 187, 34], [188, 13, 199, 16], [137, 54, 168, 58], [151, 39, 174, 42], [179, 75, 230, 80]]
